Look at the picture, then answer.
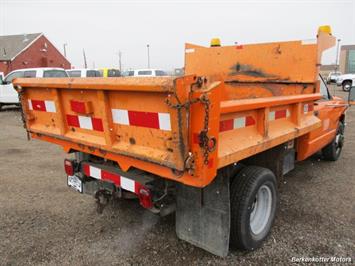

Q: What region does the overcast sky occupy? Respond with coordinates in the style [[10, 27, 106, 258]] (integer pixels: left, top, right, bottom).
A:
[[1, 0, 354, 70]]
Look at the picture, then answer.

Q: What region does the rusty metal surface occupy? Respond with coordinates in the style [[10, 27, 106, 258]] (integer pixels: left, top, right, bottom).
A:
[[14, 77, 176, 92]]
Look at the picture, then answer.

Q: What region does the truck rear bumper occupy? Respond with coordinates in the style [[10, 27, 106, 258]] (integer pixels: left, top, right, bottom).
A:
[[65, 159, 155, 209]]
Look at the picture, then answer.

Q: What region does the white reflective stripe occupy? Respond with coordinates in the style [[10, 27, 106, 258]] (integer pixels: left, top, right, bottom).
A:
[[28, 100, 33, 110], [304, 104, 309, 113], [158, 113, 171, 131], [78, 116, 93, 130], [112, 109, 129, 125], [185, 48, 195, 53], [44, 100, 56, 113], [234, 117, 245, 129], [89, 165, 101, 179], [120, 176, 135, 192], [269, 111, 276, 121]]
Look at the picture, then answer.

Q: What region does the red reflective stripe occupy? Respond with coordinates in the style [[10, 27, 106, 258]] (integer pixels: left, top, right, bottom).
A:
[[134, 182, 143, 194], [236, 45, 243, 49], [245, 116, 256, 126], [275, 110, 287, 119], [308, 104, 314, 112], [92, 118, 104, 131], [66, 114, 80, 127], [128, 110, 159, 129], [70, 100, 86, 113], [83, 164, 90, 176], [102, 170, 121, 186], [220, 119, 233, 132], [31, 100, 46, 111]]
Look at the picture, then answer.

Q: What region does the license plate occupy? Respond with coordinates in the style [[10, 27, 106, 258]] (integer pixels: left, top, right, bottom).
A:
[[67, 175, 83, 193]]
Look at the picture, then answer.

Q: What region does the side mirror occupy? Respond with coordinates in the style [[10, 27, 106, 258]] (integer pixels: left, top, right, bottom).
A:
[[348, 86, 355, 105]]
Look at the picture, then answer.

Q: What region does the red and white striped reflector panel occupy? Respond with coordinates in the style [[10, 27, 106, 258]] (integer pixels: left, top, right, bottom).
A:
[[112, 109, 171, 131], [28, 99, 56, 113], [66, 115, 104, 132], [269, 109, 290, 121], [303, 103, 314, 113], [220, 116, 255, 132], [82, 164, 143, 194]]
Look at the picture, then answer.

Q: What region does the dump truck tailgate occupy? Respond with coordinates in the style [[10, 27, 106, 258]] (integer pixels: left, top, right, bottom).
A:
[[17, 77, 190, 171]]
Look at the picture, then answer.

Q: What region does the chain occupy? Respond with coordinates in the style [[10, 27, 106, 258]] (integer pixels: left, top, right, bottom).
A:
[[165, 94, 200, 110], [199, 94, 211, 165], [166, 90, 215, 166], [17, 87, 30, 140]]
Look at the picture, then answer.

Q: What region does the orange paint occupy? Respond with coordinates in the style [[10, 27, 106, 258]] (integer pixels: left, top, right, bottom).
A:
[[14, 30, 347, 188]]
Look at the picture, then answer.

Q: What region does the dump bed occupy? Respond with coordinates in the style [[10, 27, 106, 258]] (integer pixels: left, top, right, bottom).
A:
[[14, 31, 335, 187]]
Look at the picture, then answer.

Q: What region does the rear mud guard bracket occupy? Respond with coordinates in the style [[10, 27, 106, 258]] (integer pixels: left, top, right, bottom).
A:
[[176, 173, 230, 257]]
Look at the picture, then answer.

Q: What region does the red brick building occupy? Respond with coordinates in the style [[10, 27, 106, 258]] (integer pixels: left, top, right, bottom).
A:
[[0, 33, 70, 75]]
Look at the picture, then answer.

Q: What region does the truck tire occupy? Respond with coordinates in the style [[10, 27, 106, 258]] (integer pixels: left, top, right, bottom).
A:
[[230, 166, 278, 250], [322, 122, 344, 161], [342, 81, 352, 92]]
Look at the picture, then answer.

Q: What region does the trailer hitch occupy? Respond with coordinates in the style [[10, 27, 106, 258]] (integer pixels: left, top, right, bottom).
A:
[[94, 189, 112, 214]]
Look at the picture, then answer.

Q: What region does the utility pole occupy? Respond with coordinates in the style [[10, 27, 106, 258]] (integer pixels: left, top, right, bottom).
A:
[[83, 49, 87, 69], [147, 44, 150, 69], [119, 50, 122, 72], [63, 43, 67, 58], [335, 39, 341, 72]]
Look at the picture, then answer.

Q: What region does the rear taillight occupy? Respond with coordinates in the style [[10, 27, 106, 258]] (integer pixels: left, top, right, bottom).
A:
[[138, 187, 153, 209], [64, 159, 75, 176]]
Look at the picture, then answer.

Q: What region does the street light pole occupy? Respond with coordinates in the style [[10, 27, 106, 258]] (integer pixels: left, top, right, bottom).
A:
[[335, 39, 341, 72], [119, 50, 122, 72], [147, 44, 150, 69], [63, 43, 67, 58]]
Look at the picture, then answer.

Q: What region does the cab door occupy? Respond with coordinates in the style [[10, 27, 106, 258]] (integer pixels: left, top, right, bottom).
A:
[[0, 71, 24, 103], [297, 75, 346, 160]]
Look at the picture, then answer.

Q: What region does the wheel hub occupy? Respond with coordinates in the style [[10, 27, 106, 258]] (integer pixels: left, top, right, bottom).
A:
[[250, 185, 273, 235]]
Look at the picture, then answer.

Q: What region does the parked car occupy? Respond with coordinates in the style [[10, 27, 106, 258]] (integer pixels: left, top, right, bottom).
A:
[[326, 71, 341, 84], [98, 68, 121, 77], [126, 69, 168, 77], [0, 67, 68, 109], [336, 73, 355, 91], [66, 69, 102, 77]]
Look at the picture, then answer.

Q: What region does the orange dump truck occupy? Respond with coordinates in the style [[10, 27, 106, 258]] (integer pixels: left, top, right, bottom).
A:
[[14, 26, 351, 256]]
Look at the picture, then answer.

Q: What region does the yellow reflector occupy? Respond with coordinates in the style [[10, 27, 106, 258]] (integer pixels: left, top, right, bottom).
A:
[[318, 25, 332, 35], [210, 38, 221, 47]]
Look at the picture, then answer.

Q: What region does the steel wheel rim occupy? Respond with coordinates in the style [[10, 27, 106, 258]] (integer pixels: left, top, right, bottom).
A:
[[250, 185, 273, 235], [335, 131, 344, 154]]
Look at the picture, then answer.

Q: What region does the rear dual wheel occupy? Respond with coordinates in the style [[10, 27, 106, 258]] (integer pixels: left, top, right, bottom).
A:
[[230, 166, 278, 250]]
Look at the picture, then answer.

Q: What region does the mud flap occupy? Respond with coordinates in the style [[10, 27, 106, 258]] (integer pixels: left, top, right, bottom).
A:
[[176, 174, 230, 257]]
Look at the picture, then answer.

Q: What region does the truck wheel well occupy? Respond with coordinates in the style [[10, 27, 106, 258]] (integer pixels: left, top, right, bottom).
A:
[[340, 114, 345, 124], [342, 80, 352, 85], [237, 142, 295, 187]]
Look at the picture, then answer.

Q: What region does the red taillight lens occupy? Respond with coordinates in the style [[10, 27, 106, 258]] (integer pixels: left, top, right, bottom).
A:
[[138, 187, 153, 209], [64, 159, 75, 176]]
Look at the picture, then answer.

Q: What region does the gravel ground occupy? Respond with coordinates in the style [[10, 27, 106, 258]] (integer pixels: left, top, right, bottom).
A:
[[0, 86, 354, 265]]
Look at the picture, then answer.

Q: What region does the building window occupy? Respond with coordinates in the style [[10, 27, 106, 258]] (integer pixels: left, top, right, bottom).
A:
[[348, 50, 355, 73]]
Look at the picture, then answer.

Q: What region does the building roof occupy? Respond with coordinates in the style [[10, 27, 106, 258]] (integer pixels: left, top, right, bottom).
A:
[[341, 44, 355, 51], [0, 33, 42, 61]]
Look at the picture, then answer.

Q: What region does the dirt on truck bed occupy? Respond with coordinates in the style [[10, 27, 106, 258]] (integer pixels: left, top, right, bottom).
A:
[[0, 86, 354, 265]]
